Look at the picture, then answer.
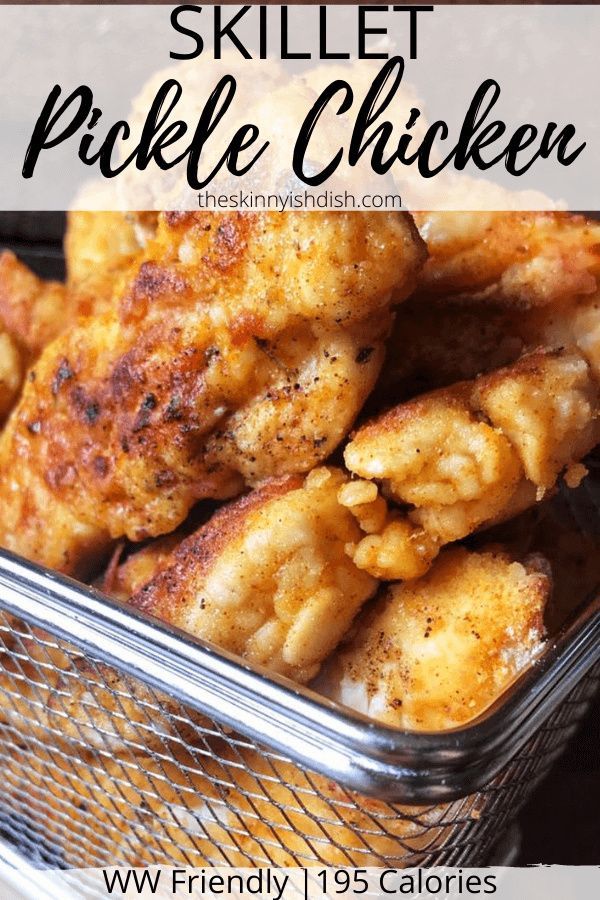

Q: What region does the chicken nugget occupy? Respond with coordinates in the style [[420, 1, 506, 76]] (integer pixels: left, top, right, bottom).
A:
[[0, 210, 424, 576], [131, 467, 377, 684], [344, 348, 600, 578], [414, 211, 600, 308], [316, 547, 549, 731]]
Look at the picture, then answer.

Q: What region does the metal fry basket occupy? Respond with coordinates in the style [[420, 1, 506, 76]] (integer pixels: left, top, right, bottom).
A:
[[0, 230, 599, 876], [0, 473, 599, 872]]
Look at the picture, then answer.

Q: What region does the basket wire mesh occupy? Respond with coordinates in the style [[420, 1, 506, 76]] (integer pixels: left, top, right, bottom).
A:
[[0, 237, 599, 873], [0, 594, 597, 870]]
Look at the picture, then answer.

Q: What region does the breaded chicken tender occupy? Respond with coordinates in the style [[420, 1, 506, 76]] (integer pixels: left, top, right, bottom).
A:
[[344, 348, 600, 579], [414, 212, 600, 307], [316, 547, 549, 731], [0, 210, 424, 575], [0, 468, 376, 750], [130, 468, 377, 683], [0, 251, 67, 355]]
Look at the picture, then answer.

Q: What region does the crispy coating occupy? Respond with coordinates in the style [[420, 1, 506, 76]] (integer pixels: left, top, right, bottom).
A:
[[414, 212, 600, 307], [8, 468, 377, 750], [0, 210, 423, 575], [64, 211, 156, 290], [130, 468, 377, 683], [0, 251, 67, 355], [316, 547, 549, 731], [0, 329, 23, 422], [474, 351, 599, 491], [105, 534, 182, 602], [0, 209, 154, 370], [344, 348, 600, 578], [0, 244, 126, 367]]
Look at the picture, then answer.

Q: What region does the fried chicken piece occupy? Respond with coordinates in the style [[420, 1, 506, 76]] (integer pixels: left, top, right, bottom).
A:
[[316, 547, 549, 731], [414, 212, 600, 307], [0, 211, 424, 575], [199, 747, 451, 866], [0, 209, 152, 366], [8, 732, 453, 867], [0, 468, 376, 751], [0, 247, 120, 374], [104, 534, 181, 602], [344, 348, 600, 578], [64, 211, 156, 291], [0, 329, 22, 422], [0, 251, 67, 355], [131, 467, 377, 683], [474, 351, 598, 491], [3, 743, 227, 867], [63, 209, 158, 327]]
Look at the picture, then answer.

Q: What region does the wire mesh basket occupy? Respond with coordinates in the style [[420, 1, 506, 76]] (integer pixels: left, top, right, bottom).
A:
[[0, 610, 596, 871], [0, 229, 599, 873], [0, 492, 598, 871]]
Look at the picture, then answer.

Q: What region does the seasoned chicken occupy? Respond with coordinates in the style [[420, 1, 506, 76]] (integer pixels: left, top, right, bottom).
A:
[[0, 247, 119, 367], [0, 251, 67, 355], [344, 348, 600, 579], [104, 534, 182, 602], [0, 210, 424, 575], [0, 329, 22, 422], [0, 467, 376, 750], [64, 211, 156, 291], [414, 212, 600, 307], [130, 467, 377, 683], [11, 734, 451, 868], [0, 209, 152, 369], [6, 743, 228, 868], [316, 547, 549, 731]]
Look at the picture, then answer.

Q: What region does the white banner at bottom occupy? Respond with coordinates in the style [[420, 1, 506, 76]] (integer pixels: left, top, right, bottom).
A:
[[1, 866, 599, 900]]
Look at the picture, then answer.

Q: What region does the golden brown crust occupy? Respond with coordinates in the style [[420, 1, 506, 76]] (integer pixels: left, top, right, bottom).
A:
[[344, 347, 600, 579], [0, 328, 23, 423], [64, 211, 155, 290], [414, 211, 600, 307], [130, 467, 377, 683], [132, 475, 303, 620], [0, 211, 423, 574], [316, 547, 549, 731], [0, 251, 67, 354]]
